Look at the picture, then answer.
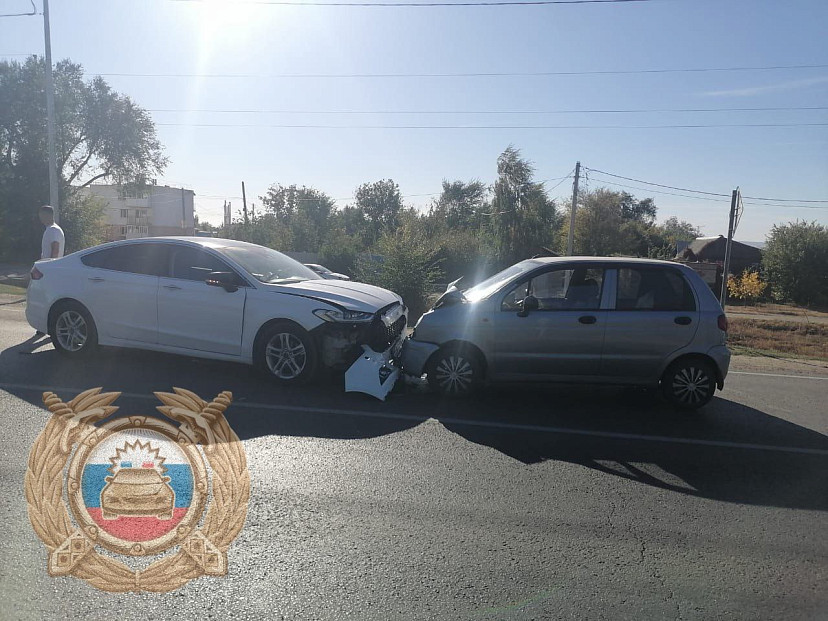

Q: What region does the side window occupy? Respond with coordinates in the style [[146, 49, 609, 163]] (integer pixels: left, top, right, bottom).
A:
[[81, 244, 168, 276], [170, 246, 236, 282], [616, 267, 696, 311], [501, 280, 530, 311], [500, 267, 604, 311]]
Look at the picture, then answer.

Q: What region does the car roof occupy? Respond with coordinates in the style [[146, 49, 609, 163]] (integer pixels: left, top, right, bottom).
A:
[[521, 256, 687, 268], [78, 236, 264, 254]]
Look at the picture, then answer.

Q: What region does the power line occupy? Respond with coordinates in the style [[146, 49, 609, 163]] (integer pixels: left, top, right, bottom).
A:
[[90, 63, 828, 79], [585, 167, 730, 197], [169, 0, 653, 7], [154, 121, 828, 129], [585, 176, 730, 204], [587, 171, 828, 209], [147, 105, 828, 115], [586, 167, 828, 204]]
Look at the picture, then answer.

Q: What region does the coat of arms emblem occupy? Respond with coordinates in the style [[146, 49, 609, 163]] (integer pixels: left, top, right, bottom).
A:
[[24, 387, 250, 592]]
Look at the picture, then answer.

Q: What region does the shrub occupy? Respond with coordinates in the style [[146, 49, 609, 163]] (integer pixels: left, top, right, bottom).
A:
[[727, 270, 768, 304], [763, 221, 828, 307], [355, 222, 443, 322]]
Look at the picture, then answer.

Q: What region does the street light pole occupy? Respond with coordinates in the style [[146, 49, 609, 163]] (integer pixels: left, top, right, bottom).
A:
[[43, 0, 60, 223]]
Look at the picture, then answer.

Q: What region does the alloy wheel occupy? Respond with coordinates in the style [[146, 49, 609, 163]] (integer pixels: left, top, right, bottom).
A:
[[434, 355, 474, 394], [55, 310, 88, 352], [265, 332, 307, 380], [671, 366, 711, 405]]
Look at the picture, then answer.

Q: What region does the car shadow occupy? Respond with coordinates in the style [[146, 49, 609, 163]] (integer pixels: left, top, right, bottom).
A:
[[2, 340, 826, 511], [425, 384, 828, 512]]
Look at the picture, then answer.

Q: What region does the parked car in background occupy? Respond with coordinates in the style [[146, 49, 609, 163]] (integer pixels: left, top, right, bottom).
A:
[[27, 238, 406, 384], [402, 257, 730, 409], [304, 263, 351, 281]]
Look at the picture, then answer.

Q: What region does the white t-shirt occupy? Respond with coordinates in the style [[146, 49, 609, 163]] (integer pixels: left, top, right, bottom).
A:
[[41, 223, 65, 259]]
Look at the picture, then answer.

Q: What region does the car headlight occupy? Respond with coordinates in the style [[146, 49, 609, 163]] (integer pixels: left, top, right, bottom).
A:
[[313, 308, 375, 323]]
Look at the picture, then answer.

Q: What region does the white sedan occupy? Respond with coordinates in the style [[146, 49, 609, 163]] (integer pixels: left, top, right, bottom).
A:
[[26, 237, 407, 384]]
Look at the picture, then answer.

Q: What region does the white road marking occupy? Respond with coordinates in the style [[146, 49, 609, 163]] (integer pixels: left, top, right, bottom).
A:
[[3, 381, 827, 457], [730, 371, 828, 381]]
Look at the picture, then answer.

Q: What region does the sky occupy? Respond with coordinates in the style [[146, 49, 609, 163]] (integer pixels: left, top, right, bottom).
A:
[[2, 0, 827, 242]]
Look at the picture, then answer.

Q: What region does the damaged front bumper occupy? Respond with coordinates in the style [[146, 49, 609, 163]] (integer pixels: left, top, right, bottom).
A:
[[312, 302, 407, 369], [344, 340, 404, 401], [312, 301, 408, 400]]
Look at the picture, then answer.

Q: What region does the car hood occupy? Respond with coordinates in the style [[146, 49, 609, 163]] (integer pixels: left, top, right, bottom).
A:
[[265, 279, 403, 313]]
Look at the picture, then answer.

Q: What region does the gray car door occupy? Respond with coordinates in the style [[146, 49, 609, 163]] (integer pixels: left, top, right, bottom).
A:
[[600, 265, 700, 381], [491, 265, 609, 379]]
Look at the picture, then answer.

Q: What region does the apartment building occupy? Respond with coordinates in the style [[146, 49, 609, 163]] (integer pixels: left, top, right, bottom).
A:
[[81, 184, 196, 241]]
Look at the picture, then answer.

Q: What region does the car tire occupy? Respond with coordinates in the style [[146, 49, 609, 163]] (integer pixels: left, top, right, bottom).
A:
[[427, 346, 483, 397], [48, 301, 98, 357], [661, 358, 716, 410], [254, 322, 318, 385]]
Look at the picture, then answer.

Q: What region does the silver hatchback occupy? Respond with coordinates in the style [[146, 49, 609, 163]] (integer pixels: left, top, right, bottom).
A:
[[401, 257, 731, 409]]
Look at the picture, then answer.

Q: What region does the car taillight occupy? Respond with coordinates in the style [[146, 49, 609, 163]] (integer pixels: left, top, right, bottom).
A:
[[717, 314, 728, 332], [30, 267, 43, 280]]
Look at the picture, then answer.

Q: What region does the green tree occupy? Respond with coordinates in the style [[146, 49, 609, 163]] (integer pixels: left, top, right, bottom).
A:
[[0, 57, 166, 259], [487, 146, 558, 267], [258, 184, 335, 252], [430, 179, 486, 229], [353, 179, 403, 246], [319, 229, 361, 276], [660, 216, 702, 244], [355, 220, 443, 321], [763, 221, 828, 307]]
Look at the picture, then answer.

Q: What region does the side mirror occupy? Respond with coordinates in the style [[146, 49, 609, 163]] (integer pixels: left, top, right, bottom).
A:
[[517, 295, 538, 317], [206, 271, 239, 293]]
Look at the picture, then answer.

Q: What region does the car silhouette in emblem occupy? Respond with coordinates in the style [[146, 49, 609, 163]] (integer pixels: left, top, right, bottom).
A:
[[100, 468, 175, 520]]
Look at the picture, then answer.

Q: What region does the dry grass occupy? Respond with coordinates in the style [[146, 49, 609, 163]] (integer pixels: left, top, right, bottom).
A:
[[728, 318, 828, 360], [0, 283, 26, 296], [726, 302, 828, 320]]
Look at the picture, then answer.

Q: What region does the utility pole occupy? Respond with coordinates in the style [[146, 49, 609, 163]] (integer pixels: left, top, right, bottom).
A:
[[241, 181, 248, 225], [566, 161, 581, 256], [43, 0, 59, 223], [719, 188, 739, 308]]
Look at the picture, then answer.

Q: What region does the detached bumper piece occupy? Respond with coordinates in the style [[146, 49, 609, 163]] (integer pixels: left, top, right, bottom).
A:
[[345, 344, 400, 401]]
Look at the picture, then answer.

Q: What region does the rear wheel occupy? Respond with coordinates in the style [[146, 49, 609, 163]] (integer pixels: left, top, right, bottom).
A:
[[254, 322, 318, 384], [48, 301, 98, 357], [427, 346, 482, 396], [661, 358, 716, 410]]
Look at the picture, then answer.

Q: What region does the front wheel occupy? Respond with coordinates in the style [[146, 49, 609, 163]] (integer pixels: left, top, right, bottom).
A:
[[427, 347, 482, 396], [254, 322, 318, 384], [661, 358, 716, 410], [48, 301, 98, 357]]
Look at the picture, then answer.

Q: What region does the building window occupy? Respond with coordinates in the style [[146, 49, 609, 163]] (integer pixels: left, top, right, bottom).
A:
[[124, 188, 147, 199], [120, 226, 126, 235], [120, 209, 128, 218]]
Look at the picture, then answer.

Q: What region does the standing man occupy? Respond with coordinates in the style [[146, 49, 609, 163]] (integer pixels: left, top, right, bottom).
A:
[[39, 205, 64, 259]]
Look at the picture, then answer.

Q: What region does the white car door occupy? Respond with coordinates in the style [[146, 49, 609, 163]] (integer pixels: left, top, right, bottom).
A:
[[157, 245, 247, 356], [79, 242, 167, 343]]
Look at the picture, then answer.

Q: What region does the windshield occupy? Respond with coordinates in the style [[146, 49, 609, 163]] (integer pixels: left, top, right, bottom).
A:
[[463, 262, 533, 302], [217, 245, 321, 284]]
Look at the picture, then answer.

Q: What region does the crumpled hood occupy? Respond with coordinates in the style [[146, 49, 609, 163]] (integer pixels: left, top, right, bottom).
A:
[[265, 278, 403, 313]]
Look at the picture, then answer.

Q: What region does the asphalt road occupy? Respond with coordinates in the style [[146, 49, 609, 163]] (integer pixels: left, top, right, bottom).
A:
[[1, 298, 826, 620]]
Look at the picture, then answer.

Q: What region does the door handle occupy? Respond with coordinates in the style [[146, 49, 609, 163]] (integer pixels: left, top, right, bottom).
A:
[[88, 277, 105, 282], [578, 315, 597, 324], [163, 284, 182, 291], [674, 316, 692, 325]]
